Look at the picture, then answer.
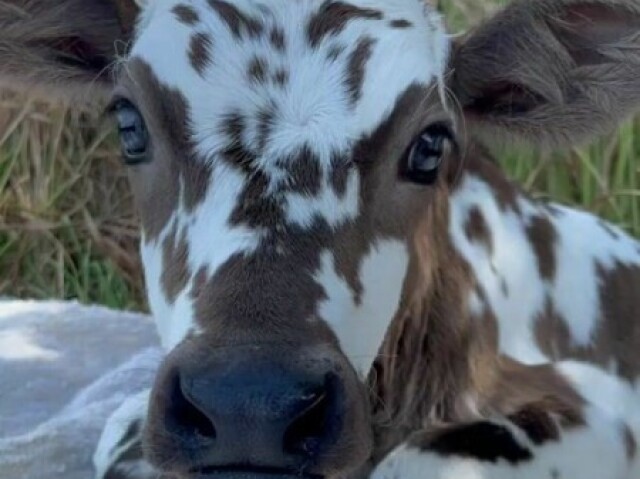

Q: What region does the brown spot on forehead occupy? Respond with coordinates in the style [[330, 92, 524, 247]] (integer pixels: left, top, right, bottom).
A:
[[218, 112, 257, 172], [207, 0, 263, 38], [535, 263, 640, 383], [272, 69, 289, 88], [410, 421, 533, 463], [173, 4, 200, 25], [507, 396, 584, 444], [162, 223, 191, 303], [256, 105, 275, 153], [247, 56, 268, 84], [525, 215, 557, 281], [283, 146, 323, 196], [269, 26, 286, 52], [189, 32, 213, 76], [390, 19, 412, 29], [327, 44, 346, 62], [229, 171, 283, 229], [346, 36, 375, 105], [596, 261, 640, 381], [464, 207, 493, 254], [330, 153, 350, 197], [307, 1, 383, 47]]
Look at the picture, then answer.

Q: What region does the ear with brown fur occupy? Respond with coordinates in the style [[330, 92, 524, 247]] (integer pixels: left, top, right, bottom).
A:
[[0, 0, 139, 101], [450, 0, 640, 149]]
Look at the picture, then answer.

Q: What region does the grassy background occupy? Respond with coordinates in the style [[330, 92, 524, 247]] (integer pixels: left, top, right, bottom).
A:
[[0, 0, 639, 311]]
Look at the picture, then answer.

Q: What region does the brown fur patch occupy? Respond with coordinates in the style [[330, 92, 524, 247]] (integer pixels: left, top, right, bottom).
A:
[[464, 206, 492, 254], [489, 357, 586, 422], [330, 154, 350, 197], [389, 19, 412, 29], [346, 36, 375, 105], [272, 69, 289, 88], [411, 421, 533, 463], [161, 223, 191, 303], [256, 106, 275, 154], [229, 171, 282, 229], [172, 4, 200, 25], [181, 153, 213, 213], [327, 44, 346, 62], [269, 26, 286, 52], [623, 424, 637, 460], [284, 146, 323, 196], [119, 59, 211, 240], [307, 2, 383, 47], [525, 215, 557, 281], [207, 0, 263, 38], [189, 32, 213, 76], [247, 56, 268, 84]]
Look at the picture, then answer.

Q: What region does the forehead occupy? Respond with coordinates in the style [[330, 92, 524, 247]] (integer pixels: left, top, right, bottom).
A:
[[127, 0, 449, 158]]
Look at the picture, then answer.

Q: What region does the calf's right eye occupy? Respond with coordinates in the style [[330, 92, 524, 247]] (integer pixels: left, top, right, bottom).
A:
[[112, 99, 149, 165], [401, 124, 452, 186]]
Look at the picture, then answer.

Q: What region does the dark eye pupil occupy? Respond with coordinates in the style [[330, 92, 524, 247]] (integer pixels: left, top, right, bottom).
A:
[[114, 100, 148, 164], [404, 128, 448, 185]]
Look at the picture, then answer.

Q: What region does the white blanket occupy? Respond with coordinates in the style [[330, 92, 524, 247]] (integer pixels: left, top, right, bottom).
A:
[[0, 300, 162, 479]]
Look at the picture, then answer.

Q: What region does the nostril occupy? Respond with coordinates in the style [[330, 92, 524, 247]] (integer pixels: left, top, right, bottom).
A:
[[283, 374, 342, 458], [165, 373, 216, 441]]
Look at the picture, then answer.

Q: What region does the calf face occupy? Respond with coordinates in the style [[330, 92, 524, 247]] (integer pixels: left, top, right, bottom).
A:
[[2, 0, 640, 477], [125, 2, 451, 474]]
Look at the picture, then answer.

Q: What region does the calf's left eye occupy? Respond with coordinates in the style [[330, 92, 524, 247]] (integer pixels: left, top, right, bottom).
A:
[[402, 125, 452, 185]]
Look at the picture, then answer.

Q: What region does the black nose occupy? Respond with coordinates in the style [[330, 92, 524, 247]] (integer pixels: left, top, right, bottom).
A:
[[156, 355, 345, 472]]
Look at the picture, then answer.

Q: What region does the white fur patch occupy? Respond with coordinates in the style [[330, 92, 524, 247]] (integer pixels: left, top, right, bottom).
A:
[[315, 239, 409, 377], [449, 174, 640, 365], [547, 206, 639, 346], [142, 163, 262, 350], [449, 175, 550, 363], [371, 405, 632, 479], [559, 361, 640, 476]]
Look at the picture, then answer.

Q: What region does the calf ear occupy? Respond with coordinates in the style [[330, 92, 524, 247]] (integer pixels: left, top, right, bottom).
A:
[[0, 0, 140, 102], [450, 0, 640, 149]]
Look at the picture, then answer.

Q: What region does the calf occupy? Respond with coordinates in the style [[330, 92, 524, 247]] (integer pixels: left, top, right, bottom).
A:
[[2, 0, 640, 478]]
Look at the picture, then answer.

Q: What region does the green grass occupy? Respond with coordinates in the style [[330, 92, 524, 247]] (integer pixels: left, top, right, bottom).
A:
[[498, 119, 640, 238], [0, 1, 639, 310]]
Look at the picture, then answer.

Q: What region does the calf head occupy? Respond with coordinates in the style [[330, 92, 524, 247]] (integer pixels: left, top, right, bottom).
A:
[[2, 0, 640, 477]]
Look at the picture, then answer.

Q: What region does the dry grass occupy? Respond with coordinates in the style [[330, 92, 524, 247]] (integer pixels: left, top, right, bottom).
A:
[[0, 93, 144, 309], [0, 0, 639, 310]]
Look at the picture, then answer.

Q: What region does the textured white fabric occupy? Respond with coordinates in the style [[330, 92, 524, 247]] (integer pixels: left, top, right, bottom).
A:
[[0, 300, 162, 479]]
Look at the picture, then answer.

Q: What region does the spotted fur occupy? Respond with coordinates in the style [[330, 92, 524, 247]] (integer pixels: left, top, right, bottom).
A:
[[1, 1, 640, 478]]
